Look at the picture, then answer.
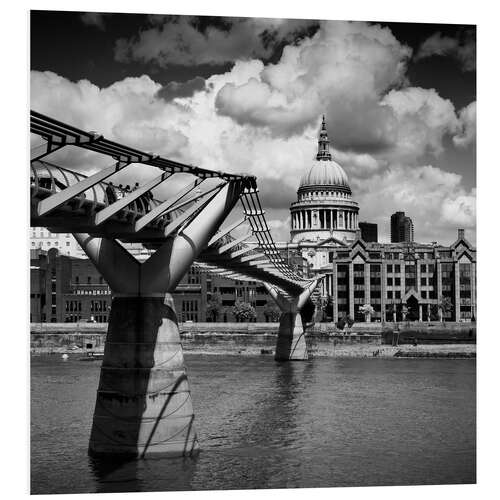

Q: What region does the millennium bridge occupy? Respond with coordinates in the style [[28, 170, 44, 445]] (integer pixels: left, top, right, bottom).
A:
[[30, 111, 324, 458]]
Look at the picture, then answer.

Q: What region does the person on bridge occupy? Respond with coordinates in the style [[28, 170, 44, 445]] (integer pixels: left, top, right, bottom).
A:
[[105, 182, 117, 205]]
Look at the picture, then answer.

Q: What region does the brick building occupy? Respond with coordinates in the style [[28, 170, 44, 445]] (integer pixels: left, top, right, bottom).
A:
[[30, 248, 112, 323], [317, 229, 475, 322], [29, 248, 302, 323]]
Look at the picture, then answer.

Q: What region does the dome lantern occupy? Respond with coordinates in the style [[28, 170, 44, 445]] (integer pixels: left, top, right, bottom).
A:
[[299, 116, 350, 191], [316, 115, 332, 161]]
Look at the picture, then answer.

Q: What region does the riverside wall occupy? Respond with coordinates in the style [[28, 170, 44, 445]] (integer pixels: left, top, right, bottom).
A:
[[30, 321, 476, 358]]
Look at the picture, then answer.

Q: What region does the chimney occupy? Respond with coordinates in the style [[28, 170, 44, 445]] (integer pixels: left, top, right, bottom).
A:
[[458, 228, 465, 240]]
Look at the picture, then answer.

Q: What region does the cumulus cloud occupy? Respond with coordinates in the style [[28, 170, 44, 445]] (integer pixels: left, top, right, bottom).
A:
[[453, 101, 476, 148], [415, 31, 476, 71], [30, 71, 190, 173], [381, 87, 459, 158], [332, 150, 383, 177], [353, 164, 475, 244], [156, 76, 206, 101], [30, 20, 475, 245], [215, 20, 412, 145], [81, 12, 106, 31], [441, 189, 476, 228], [115, 15, 317, 67]]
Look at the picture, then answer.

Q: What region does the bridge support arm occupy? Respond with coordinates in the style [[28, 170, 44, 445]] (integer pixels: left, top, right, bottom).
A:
[[263, 280, 319, 361]]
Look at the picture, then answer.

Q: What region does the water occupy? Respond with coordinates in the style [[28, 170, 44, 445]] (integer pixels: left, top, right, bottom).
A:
[[31, 354, 476, 494]]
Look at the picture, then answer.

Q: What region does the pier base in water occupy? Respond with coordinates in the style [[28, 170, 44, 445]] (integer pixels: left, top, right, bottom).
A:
[[275, 312, 308, 361], [88, 294, 199, 458]]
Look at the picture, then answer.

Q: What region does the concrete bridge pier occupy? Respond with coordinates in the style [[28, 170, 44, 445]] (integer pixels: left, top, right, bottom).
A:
[[73, 181, 243, 458], [89, 291, 198, 458], [264, 280, 319, 361]]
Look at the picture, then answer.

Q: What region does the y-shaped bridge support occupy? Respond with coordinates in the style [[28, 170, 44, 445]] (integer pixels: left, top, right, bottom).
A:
[[74, 182, 242, 458], [264, 280, 319, 361]]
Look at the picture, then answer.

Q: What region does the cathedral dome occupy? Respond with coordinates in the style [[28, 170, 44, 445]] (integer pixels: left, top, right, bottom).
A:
[[289, 115, 359, 244], [299, 160, 350, 189]]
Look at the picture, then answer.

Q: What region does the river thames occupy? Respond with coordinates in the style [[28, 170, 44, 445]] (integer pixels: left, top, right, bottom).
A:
[[31, 354, 475, 494]]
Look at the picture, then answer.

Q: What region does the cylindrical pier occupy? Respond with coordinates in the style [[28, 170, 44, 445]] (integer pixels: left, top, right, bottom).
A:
[[88, 294, 199, 457], [275, 312, 308, 361]]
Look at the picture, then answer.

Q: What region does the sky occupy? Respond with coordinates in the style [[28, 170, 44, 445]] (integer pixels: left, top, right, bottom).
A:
[[30, 10, 476, 245]]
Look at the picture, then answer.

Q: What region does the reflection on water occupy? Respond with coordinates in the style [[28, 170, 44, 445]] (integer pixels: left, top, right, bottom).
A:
[[31, 354, 476, 494]]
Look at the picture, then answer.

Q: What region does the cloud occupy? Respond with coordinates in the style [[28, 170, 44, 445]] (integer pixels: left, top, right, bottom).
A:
[[156, 76, 206, 101], [332, 150, 383, 177], [353, 164, 475, 244], [214, 20, 465, 167], [115, 15, 317, 67], [415, 31, 476, 71], [453, 101, 476, 148], [80, 12, 106, 31], [215, 21, 412, 145], [381, 87, 459, 158], [30, 71, 189, 172], [441, 189, 476, 228], [30, 20, 475, 246]]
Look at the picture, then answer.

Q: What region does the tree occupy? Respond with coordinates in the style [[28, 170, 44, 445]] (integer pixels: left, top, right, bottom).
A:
[[263, 301, 280, 322], [321, 294, 334, 321], [206, 292, 222, 322], [430, 304, 440, 321], [335, 316, 346, 331], [232, 301, 257, 322], [401, 305, 409, 325], [438, 296, 453, 321], [386, 302, 397, 323], [359, 304, 375, 323], [336, 315, 354, 332]]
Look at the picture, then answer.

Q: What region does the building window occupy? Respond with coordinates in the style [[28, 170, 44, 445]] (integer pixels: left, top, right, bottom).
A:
[[181, 300, 199, 321], [421, 277, 427, 286], [420, 264, 426, 273], [387, 277, 393, 286], [394, 264, 401, 273], [66, 242, 70, 246], [387, 264, 393, 272], [405, 264, 415, 275]]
